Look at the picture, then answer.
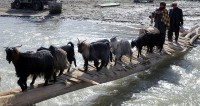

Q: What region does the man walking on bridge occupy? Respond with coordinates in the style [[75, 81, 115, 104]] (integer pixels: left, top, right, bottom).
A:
[[168, 2, 184, 43], [149, 2, 170, 44]]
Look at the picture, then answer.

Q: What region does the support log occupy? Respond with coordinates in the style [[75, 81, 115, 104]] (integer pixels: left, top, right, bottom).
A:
[[190, 34, 200, 44], [185, 26, 200, 39]]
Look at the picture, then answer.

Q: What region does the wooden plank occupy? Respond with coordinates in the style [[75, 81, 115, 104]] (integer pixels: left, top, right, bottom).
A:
[[180, 31, 189, 37], [66, 74, 100, 85], [185, 31, 196, 39], [98, 3, 120, 7]]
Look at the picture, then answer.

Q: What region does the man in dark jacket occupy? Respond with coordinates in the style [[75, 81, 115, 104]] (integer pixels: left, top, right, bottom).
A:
[[168, 2, 183, 43]]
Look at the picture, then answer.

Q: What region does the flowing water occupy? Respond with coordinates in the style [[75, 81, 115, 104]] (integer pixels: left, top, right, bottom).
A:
[[0, 1, 200, 105]]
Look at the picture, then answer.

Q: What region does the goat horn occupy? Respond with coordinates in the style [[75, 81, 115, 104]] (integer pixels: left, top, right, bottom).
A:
[[3, 45, 22, 49], [15, 45, 22, 48], [114, 36, 119, 38], [111, 36, 119, 39], [77, 38, 80, 43], [81, 40, 87, 43]]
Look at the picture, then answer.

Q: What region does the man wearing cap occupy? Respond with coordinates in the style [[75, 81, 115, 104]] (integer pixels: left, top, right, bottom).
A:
[[168, 2, 183, 43], [149, 2, 170, 44]]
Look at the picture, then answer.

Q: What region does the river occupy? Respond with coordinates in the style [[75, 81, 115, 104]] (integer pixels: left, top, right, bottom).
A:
[[0, 1, 200, 105]]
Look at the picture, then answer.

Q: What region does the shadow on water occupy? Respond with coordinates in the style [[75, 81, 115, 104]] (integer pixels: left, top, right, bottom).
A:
[[90, 51, 191, 106]]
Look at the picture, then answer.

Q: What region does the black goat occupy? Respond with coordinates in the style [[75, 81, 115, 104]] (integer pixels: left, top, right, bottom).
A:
[[60, 42, 77, 72], [147, 33, 165, 53], [91, 39, 113, 62], [131, 34, 149, 58], [77, 40, 110, 72], [5, 46, 55, 91]]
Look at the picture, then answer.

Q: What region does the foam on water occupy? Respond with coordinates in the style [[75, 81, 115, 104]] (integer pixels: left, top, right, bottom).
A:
[[121, 46, 200, 106]]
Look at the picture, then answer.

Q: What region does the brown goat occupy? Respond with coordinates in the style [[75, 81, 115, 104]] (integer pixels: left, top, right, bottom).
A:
[[5, 46, 55, 91]]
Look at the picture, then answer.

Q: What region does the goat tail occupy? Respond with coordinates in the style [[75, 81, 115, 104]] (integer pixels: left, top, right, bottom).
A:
[[67, 42, 74, 48]]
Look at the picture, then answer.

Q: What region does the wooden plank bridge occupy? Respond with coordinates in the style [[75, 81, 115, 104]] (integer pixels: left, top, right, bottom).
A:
[[0, 26, 199, 106]]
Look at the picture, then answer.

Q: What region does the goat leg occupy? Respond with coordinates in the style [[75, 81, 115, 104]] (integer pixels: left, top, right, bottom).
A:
[[94, 60, 100, 71], [30, 75, 37, 85], [23, 77, 28, 90], [104, 58, 109, 67], [53, 72, 57, 83], [73, 57, 77, 67], [59, 69, 64, 76], [138, 48, 141, 58], [99, 60, 106, 70], [67, 65, 71, 72], [130, 52, 132, 63], [18, 78, 26, 92], [119, 55, 123, 62], [114, 57, 118, 66], [44, 80, 48, 86], [44, 73, 51, 86], [84, 60, 88, 72]]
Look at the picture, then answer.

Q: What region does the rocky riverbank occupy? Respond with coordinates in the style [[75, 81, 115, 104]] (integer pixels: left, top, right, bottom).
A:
[[0, 0, 200, 25]]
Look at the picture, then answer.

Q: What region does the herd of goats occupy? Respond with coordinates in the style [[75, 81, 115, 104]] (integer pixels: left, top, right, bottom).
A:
[[5, 27, 164, 91]]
